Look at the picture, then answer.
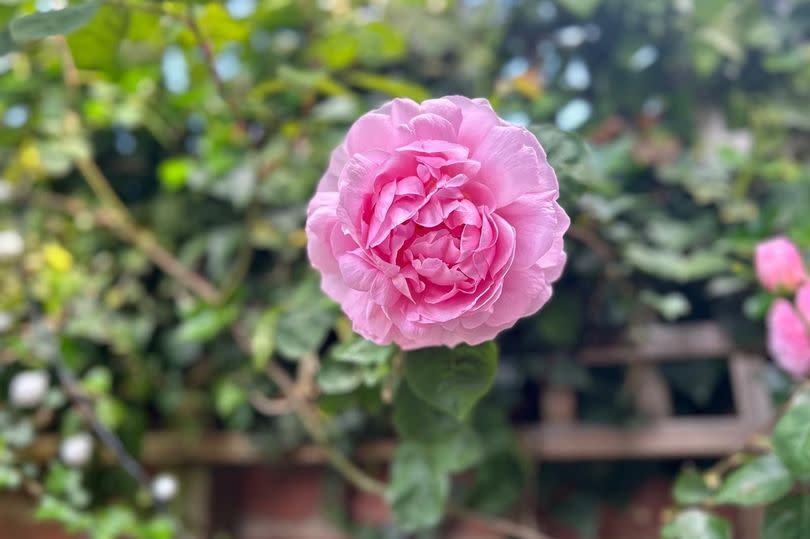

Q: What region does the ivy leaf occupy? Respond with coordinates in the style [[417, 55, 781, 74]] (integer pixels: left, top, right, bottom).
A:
[[662, 510, 731, 539], [673, 469, 712, 505], [10, 1, 100, 42], [386, 442, 449, 531], [762, 493, 810, 539], [404, 342, 498, 420], [715, 454, 793, 506], [773, 394, 810, 479]]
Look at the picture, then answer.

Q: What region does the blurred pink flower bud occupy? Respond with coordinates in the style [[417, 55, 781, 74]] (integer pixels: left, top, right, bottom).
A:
[[755, 236, 806, 292], [767, 296, 810, 378]]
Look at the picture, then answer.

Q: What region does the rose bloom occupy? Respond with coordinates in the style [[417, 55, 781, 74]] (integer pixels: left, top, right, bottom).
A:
[[755, 236, 806, 293], [767, 283, 810, 378], [306, 96, 569, 349]]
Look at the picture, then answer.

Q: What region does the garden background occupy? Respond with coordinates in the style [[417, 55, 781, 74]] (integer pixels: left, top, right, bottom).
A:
[[1, 0, 810, 538]]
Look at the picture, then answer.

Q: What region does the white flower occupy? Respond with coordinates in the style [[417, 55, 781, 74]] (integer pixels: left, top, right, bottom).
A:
[[151, 473, 179, 502], [9, 370, 49, 408], [0, 230, 23, 259], [59, 433, 94, 467]]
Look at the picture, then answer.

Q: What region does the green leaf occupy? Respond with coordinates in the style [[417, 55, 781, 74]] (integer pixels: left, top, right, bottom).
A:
[[557, 0, 601, 17], [250, 308, 280, 370], [10, 1, 100, 42], [311, 30, 359, 70], [157, 157, 195, 192], [276, 305, 335, 360], [174, 304, 239, 343], [428, 424, 483, 473], [215, 380, 246, 419], [356, 22, 406, 66], [66, 5, 126, 69], [465, 452, 526, 514], [404, 342, 498, 420], [673, 469, 712, 505], [393, 383, 461, 443], [715, 454, 793, 506], [394, 384, 484, 472], [347, 71, 430, 101], [529, 124, 589, 183], [386, 442, 449, 531], [393, 384, 483, 472], [0, 27, 14, 55], [331, 338, 395, 365], [661, 510, 731, 539], [762, 493, 810, 539], [773, 393, 810, 479], [0, 464, 21, 489], [316, 360, 362, 394]]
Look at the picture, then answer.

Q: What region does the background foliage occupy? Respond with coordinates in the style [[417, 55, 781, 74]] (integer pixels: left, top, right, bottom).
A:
[[2, 0, 810, 537]]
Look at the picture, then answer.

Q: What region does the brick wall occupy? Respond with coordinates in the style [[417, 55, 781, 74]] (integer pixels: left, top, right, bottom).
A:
[[1, 466, 750, 539]]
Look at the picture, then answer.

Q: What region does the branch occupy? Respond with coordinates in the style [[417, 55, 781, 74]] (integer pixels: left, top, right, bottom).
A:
[[32, 321, 153, 492], [43, 193, 221, 304]]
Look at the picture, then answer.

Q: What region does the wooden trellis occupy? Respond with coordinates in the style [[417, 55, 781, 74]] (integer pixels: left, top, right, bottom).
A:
[[21, 322, 774, 538], [528, 321, 774, 460], [26, 322, 773, 465]]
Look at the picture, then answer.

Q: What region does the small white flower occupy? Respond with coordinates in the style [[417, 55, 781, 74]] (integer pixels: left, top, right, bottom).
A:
[[0, 311, 13, 333], [151, 473, 179, 502], [0, 230, 23, 259], [59, 432, 94, 467], [9, 370, 49, 408]]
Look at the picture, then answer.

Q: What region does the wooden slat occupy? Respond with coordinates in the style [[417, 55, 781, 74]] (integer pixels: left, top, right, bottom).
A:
[[729, 354, 774, 427], [580, 322, 733, 365], [518, 418, 760, 460], [83, 418, 763, 464]]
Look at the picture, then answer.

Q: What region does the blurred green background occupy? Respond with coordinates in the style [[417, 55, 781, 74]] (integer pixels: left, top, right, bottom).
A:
[[1, 0, 810, 537]]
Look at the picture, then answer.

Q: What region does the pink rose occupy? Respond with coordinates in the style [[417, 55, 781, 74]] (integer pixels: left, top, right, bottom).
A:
[[306, 96, 569, 349], [755, 236, 806, 292], [767, 284, 810, 378]]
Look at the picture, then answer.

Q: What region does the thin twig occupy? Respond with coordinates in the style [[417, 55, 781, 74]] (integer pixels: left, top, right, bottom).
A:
[[231, 325, 387, 495], [249, 391, 294, 416], [451, 508, 555, 539], [186, 5, 246, 132]]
